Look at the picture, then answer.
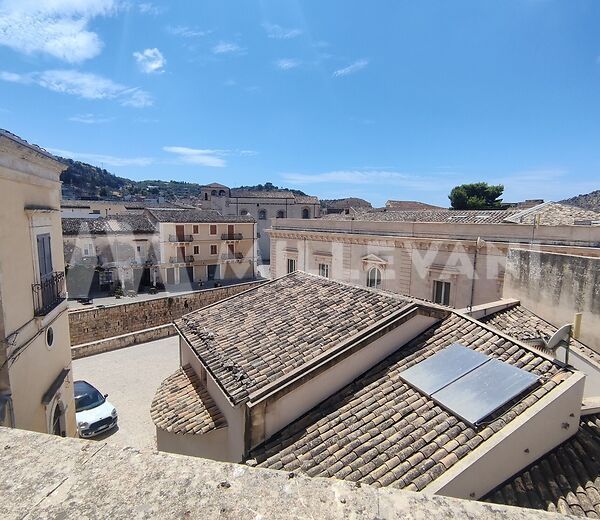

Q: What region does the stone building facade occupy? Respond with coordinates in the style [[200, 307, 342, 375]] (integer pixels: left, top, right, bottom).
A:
[[0, 130, 76, 437], [268, 205, 600, 310], [199, 183, 321, 261], [146, 208, 257, 287]]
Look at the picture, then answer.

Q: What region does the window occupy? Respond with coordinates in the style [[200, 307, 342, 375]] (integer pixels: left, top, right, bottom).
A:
[[204, 193, 208, 201], [83, 243, 94, 257], [210, 244, 218, 255], [302, 208, 310, 219], [209, 224, 217, 235], [136, 245, 142, 253], [318, 263, 330, 278], [276, 210, 285, 218], [37, 233, 53, 280], [219, 190, 226, 196], [193, 225, 199, 234], [258, 209, 267, 220], [241, 209, 248, 216], [193, 245, 200, 255], [211, 190, 217, 196], [367, 267, 382, 288], [433, 280, 451, 306], [287, 258, 296, 274]]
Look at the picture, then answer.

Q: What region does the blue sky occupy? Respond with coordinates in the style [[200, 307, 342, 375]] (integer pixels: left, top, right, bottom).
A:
[[1, 0, 599, 206]]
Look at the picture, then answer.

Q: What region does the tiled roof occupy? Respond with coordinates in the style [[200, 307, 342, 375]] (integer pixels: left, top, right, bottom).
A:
[[294, 195, 320, 204], [385, 201, 445, 211], [62, 215, 156, 235], [249, 312, 569, 491], [324, 209, 519, 224], [147, 208, 255, 223], [484, 413, 600, 517], [506, 202, 600, 226], [230, 189, 297, 199], [176, 272, 413, 404], [151, 365, 227, 435], [0, 128, 57, 161], [479, 304, 600, 365]]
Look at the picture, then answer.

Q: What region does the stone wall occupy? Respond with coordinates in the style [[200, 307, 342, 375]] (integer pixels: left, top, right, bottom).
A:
[[0, 426, 554, 519], [68, 281, 264, 346], [504, 248, 600, 352]]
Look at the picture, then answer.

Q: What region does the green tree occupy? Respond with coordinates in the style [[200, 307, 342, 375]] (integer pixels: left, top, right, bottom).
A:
[[448, 182, 504, 210]]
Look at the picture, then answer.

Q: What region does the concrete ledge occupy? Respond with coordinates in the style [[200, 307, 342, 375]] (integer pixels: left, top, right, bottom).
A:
[[0, 427, 566, 519], [71, 324, 176, 359]]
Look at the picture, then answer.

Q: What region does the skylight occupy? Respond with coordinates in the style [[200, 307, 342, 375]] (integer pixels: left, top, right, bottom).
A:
[[400, 343, 539, 426]]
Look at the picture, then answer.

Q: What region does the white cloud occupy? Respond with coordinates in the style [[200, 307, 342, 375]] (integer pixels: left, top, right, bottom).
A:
[[0, 69, 154, 107], [333, 59, 369, 78], [166, 25, 209, 38], [275, 58, 300, 70], [138, 2, 163, 15], [48, 147, 153, 167], [133, 48, 166, 74], [262, 23, 302, 39], [163, 146, 226, 167], [69, 113, 114, 124], [163, 146, 258, 168], [223, 79, 236, 87], [0, 0, 117, 63], [212, 41, 243, 55]]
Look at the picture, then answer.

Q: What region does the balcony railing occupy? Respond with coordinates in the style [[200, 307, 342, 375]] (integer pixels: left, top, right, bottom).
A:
[[221, 233, 243, 240], [169, 256, 194, 264], [169, 234, 193, 243], [220, 252, 244, 261], [32, 272, 65, 317]]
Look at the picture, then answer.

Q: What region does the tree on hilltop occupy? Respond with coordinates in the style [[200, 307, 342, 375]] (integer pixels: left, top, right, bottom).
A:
[[449, 182, 504, 210]]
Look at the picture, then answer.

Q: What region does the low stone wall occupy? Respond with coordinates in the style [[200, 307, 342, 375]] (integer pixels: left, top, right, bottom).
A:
[[71, 324, 176, 359], [69, 280, 264, 346], [504, 248, 600, 352], [0, 426, 554, 519]]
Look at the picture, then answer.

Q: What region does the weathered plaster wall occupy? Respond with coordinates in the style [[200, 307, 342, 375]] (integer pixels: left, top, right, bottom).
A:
[[0, 426, 562, 519], [68, 281, 264, 346], [503, 249, 600, 352]]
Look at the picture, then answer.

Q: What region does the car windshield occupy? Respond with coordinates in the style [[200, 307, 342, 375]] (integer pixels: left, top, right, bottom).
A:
[[74, 382, 105, 412]]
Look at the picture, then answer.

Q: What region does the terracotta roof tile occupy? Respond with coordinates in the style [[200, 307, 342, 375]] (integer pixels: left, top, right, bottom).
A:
[[150, 365, 227, 435], [484, 414, 600, 517], [147, 208, 255, 223], [248, 312, 569, 490], [323, 209, 518, 224], [176, 272, 413, 404]]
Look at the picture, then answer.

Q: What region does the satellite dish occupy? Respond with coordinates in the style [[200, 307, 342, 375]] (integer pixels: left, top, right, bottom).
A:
[[545, 324, 572, 352]]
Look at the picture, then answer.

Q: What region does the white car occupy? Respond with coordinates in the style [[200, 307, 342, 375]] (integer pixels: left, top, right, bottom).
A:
[[74, 380, 118, 438]]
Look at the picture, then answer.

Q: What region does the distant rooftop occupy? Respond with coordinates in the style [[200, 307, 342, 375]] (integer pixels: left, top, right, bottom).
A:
[[385, 200, 445, 211], [62, 215, 155, 235], [147, 208, 255, 224]]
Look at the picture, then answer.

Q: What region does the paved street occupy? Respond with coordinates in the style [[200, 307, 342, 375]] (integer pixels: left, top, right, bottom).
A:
[[72, 336, 180, 450]]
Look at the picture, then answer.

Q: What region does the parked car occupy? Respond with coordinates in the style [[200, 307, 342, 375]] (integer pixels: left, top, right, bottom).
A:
[[74, 380, 118, 438]]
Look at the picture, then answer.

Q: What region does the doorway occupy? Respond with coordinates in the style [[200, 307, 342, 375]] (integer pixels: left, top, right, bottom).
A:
[[207, 264, 219, 281], [176, 225, 185, 241]]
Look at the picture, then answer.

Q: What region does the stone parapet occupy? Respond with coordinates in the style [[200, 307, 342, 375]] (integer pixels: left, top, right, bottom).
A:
[[0, 427, 567, 519], [68, 280, 264, 346]]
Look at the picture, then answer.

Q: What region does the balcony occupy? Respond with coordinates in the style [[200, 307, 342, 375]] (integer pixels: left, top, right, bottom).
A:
[[32, 272, 65, 317], [169, 256, 194, 264], [168, 234, 193, 243], [221, 233, 243, 240], [220, 252, 244, 261]]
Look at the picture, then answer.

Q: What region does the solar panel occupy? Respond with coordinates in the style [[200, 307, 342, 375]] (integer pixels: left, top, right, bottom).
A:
[[431, 359, 539, 426], [399, 343, 489, 396]]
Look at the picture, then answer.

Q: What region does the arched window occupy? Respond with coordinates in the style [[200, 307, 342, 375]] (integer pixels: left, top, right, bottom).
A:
[[367, 267, 382, 289], [302, 208, 310, 219], [276, 210, 285, 218], [218, 190, 226, 196], [240, 209, 249, 216], [211, 190, 217, 196], [258, 209, 267, 220]]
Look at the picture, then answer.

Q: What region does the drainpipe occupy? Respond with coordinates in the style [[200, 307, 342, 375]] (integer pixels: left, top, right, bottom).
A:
[[468, 237, 484, 312]]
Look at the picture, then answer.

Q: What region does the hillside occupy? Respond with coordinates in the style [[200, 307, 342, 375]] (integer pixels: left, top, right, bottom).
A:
[[321, 197, 373, 210], [561, 190, 600, 212], [58, 158, 309, 201]]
